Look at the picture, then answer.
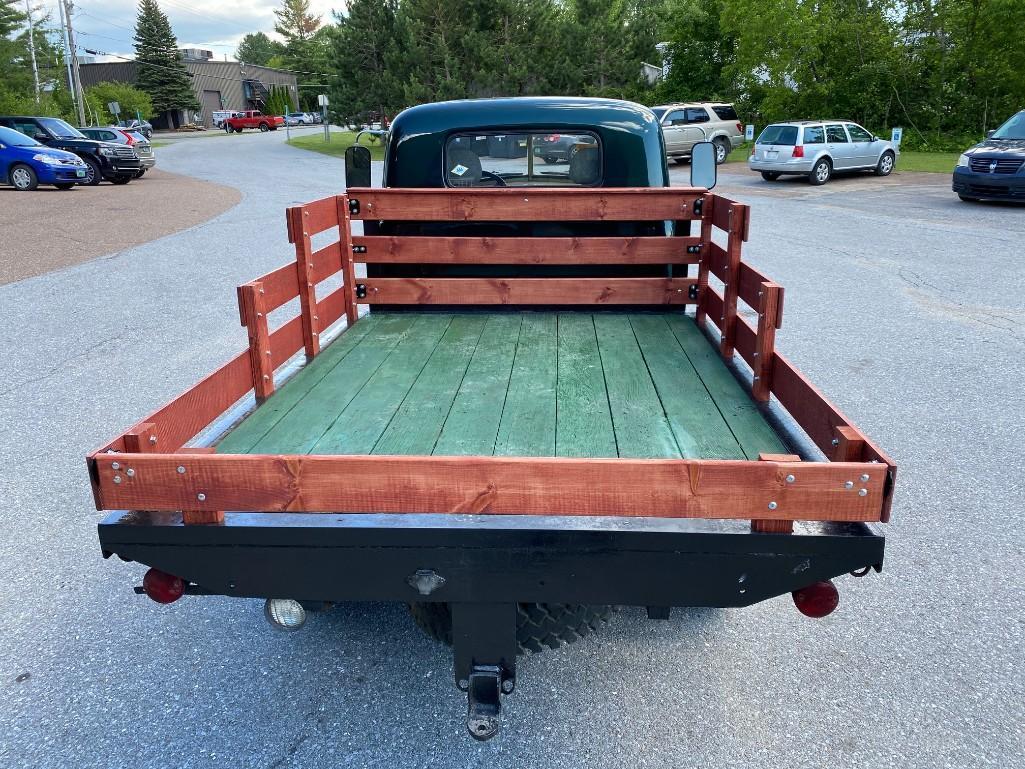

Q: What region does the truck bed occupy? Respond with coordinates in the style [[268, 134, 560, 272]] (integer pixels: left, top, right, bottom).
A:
[[216, 310, 788, 460]]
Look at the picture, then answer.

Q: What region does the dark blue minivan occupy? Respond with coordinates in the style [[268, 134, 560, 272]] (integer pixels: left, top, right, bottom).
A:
[[953, 111, 1025, 202], [0, 125, 87, 191]]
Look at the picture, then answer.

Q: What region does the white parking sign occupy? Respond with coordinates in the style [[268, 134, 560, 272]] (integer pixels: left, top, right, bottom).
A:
[[891, 127, 903, 146], [745, 124, 754, 141]]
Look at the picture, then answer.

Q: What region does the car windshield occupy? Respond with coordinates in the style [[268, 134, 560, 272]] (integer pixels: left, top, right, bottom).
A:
[[756, 125, 799, 145], [650, 107, 667, 120], [991, 112, 1025, 140], [39, 117, 86, 139], [0, 125, 40, 147]]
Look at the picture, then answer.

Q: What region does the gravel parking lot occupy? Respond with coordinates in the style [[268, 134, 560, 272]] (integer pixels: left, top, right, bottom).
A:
[[0, 169, 240, 285], [1, 129, 1022, 768]]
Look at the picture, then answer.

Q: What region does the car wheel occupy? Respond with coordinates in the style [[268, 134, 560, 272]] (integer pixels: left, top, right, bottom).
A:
[[958, 194, 980, 202], [761, 171, 781, 181], [875, 151, 895, 176], [259, 123, 269, 132], [9, 163, 38, 191], [542, 156, 558, 164], [136, 169, 147, 178], [111, 175, 131, 185], [713, 138, 730, 165], [82, 157, 101, 186], [54, 182, 75, 190], [809, 158, 832, 185], [224, 124, 232, 133]]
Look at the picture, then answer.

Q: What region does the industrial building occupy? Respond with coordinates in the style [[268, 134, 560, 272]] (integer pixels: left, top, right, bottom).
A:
[[78, 50, 299, 129]]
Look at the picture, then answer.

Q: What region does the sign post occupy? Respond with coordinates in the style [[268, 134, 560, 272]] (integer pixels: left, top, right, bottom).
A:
[[319, 94, 329, 141], [107, 101, 121, 124], [891, 127, 903, 147], [745, 124, 755, 142]]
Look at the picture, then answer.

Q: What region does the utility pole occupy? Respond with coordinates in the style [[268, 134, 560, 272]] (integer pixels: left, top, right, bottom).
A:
[[57, 0, 77, 117], [61, 0, 87, 126], [24, 0, 40, 102]]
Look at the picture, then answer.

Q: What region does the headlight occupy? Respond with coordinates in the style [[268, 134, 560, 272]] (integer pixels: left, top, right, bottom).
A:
[[99, 146, 116, 156], [957, 154, 970, 167], [32, 153, 64, 165]]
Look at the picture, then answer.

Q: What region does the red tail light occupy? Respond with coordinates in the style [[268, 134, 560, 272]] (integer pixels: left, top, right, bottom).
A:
[[117, 129, 135, 145], [750, 146, 755, 156], [792, 145, 804, 158], [142, 568, 185, 604], [736, 122, 743, 133], [792, 580, 839, 618]]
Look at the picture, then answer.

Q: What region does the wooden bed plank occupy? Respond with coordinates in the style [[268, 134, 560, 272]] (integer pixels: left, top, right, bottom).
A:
[[248, 314, 421, 454], [92, 453, 889, 522], [352, 236, 702, 264], [494, 313, 558, 456], [665, 315, 788, 459], [346, 188, 703, 222], [554, 313, 617, 458], [629, 314, 746, 459], [434, 314, 522, 456], [372, 316, 487, 455], [593, 314, 681, 459], [215, 315, 381, 454], [358, 277, 697, 306], [311, 315, 453, 454]]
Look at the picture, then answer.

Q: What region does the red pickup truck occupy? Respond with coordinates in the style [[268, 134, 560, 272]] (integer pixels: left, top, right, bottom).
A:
[[223, 111, 284, 133]]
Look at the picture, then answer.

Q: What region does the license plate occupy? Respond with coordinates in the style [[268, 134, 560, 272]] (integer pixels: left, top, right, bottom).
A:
[[766, 151, 778, 160], [75, 169, 86, 177]]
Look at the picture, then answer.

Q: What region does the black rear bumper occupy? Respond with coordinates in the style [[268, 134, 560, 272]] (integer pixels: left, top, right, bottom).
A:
[[99, 511, 884, 607], [100, 510, 883, 738]]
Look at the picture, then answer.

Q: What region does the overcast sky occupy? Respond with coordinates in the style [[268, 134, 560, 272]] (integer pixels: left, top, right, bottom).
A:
[[63, 0, 341, 63]]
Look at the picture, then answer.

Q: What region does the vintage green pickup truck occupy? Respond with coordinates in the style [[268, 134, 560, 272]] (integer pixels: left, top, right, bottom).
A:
[[90, 97, 895, 740]]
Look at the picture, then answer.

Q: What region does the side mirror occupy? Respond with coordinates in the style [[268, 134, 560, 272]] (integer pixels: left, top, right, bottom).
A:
[[344, 144, 372, 189], [35, 133, 49, 143], [986, 130, 996, 139], [690, 141, 717, 190]]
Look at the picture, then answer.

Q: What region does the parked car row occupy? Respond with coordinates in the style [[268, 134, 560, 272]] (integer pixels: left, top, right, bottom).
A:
[[0, 115, 155, 191], [212, 110, 320, 131]]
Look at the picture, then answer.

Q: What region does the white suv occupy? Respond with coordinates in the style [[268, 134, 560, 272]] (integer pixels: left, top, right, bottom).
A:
[[651, 102, 744, 165]]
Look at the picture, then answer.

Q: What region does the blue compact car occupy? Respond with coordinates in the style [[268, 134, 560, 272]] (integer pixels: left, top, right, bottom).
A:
[[953, 110, 1025, 202], [0, 125, 87, 190]]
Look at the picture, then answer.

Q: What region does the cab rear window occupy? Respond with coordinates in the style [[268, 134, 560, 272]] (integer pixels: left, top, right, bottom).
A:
[[444, 131, 601, 187], [756, 125, 799, 145]]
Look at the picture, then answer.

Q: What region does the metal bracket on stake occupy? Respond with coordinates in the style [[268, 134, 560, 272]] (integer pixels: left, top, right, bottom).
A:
[[466, 665, 503, 741], [693, 197, 703, 216], [348, 198, 360, 215], [689, 283, 700, 300], [355, 283, 367, 299]]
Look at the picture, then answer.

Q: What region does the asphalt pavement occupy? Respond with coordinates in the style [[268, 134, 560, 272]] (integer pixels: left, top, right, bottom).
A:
[[1, 130, 1022, 768]]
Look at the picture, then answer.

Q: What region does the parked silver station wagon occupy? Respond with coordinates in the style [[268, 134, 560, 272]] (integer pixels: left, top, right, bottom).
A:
[[749, 120, 898, 185]]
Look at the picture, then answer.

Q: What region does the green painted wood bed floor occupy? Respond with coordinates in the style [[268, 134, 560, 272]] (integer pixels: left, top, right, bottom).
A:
[[217, 311, 788, 459]]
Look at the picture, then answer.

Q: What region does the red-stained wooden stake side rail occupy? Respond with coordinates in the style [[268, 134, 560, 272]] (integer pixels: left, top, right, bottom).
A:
[[88, 187, 895, 526]]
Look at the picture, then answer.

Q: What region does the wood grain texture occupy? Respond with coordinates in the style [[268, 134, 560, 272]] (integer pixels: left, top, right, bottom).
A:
[[359, 277, 697, 305], [336, 196, 359, 325], [434, 314, 521, 456], [311, 315, 453, 454], [708, 244, 785, 325], [696, 194, 713, 327], [494, 313, 558, 456], [372, 315, 487, 455], [251, 314, 421, 454], [666, 314, 788, 459], [287, 206, 321, 359], [593, 314, 681, 459], [238, 282, 274, 401], [345, 187, 703, 221], [350, 236, 702, 264], [554, 313, 617, 458], [629, 314, 746, 459], [92, 453, 889, 522], [289, 196, 339, 239], [216, 315, 382, 454], [752, 282, 782, 402]]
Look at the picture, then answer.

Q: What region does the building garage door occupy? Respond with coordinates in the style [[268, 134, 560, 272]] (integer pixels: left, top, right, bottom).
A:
[[200, 90, 223, 128]]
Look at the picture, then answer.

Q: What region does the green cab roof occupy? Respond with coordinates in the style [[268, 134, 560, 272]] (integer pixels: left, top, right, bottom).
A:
[[384, 97, 669, 188]]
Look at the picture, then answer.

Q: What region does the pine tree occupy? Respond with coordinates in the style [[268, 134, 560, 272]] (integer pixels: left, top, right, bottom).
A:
[[0, 0, 31, 98], [236, 32, 283, 66], [133, 0, 199, 124]]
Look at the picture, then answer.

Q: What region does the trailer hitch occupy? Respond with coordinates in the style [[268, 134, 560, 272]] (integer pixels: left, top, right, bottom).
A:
[[465, 665, 507, 740], [451, 602, 517, 741]]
